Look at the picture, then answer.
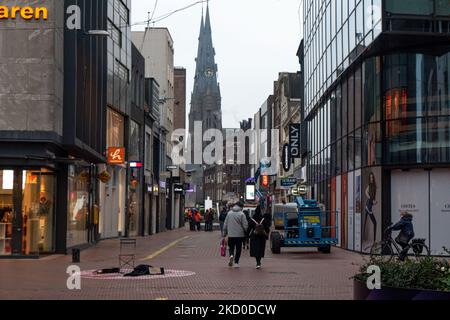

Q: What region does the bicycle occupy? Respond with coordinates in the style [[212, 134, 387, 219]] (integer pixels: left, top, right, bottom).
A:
[[370, 227, 430, 262]]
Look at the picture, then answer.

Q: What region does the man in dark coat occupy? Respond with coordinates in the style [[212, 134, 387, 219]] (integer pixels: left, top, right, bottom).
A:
[[248, 205, 271, 269], [388, 211, 415, 261]]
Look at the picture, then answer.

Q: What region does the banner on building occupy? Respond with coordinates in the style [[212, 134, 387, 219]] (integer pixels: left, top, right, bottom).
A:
[[289, 123, 301, 159]]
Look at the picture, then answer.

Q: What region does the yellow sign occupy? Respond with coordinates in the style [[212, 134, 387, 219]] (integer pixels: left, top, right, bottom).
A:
[[303, 216, 320, 224], [0, 6, 48, 20]]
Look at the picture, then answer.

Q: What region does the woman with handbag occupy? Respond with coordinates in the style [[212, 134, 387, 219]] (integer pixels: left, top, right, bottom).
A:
[[248, 205, 271, 269]]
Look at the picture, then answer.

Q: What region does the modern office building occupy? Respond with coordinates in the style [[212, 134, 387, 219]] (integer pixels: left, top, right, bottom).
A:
[[97, 0, 132, 240], [303, 0, 450, 255], [0, 0, 110, 256], [128, 44, 145, 237]]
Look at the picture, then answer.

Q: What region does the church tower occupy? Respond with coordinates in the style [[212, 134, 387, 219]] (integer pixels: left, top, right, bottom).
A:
[[186, 3, 222, 206], [189, 3, 222, 145]]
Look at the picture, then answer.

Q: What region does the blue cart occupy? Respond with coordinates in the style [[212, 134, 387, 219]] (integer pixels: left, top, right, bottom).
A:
[[270, 197, 338, 254]]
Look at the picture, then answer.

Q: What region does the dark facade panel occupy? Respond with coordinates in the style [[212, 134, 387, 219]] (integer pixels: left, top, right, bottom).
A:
[[63, 0, 107, 162]]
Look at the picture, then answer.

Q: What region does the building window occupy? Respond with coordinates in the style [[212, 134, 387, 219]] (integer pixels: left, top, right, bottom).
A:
[[107, 108, 125, 148]]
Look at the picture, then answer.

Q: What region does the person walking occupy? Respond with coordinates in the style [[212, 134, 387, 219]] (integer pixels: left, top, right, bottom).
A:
[[208, 209, 215, 232], [204, 209, 210, 232], [194, 210, 202, 231], [242, 209, 251, 250], [223, 202, 248, 268], [188, 209, 195, 231], [249, 205, 271, 269], [219, 207, 227, 237]]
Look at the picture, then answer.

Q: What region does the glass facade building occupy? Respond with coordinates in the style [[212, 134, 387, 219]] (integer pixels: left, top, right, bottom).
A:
[[304, 0, 450, 255]]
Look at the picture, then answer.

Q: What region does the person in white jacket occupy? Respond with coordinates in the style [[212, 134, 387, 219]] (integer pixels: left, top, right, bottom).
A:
[[223, 202, 248, 268]]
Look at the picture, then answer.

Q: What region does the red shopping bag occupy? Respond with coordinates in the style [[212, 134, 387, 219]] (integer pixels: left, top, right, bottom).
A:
[[220, 238, 227, 257]]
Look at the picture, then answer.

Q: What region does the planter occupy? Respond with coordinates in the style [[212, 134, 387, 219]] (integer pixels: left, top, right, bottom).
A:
[[354, 279, 450, 300]]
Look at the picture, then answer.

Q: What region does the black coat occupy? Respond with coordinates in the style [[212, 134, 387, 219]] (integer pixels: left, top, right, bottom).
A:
[[390, 215, 415, 241], [248, 213, 271, 258]]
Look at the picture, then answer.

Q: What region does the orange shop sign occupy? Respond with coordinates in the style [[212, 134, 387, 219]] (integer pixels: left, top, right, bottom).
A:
[[0, 6, 48, 20], [108, 147, 125, 164]]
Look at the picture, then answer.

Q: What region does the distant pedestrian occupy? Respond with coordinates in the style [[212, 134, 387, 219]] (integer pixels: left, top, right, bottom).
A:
[[205, 209, 212, 232], [219, 207, 227, 237], [223, 202, 248, 268], [249, 205, 271, 269], [207, 209, 214, 232], [188, 209, 195, 231], [194, 210, 202, 231]]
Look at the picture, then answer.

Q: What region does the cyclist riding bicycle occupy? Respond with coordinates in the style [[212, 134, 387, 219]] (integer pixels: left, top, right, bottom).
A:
[[387, 211, 415, 261]]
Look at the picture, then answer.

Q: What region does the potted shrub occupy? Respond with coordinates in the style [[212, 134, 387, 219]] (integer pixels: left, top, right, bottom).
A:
[[353, 248, 450, 300]]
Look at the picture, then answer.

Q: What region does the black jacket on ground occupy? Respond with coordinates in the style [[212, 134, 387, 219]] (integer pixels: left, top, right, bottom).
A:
[[248, 212, 272, 258]]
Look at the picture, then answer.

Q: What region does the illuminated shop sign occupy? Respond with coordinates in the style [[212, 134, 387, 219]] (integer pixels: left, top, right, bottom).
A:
[[0, 6, 48, 20]]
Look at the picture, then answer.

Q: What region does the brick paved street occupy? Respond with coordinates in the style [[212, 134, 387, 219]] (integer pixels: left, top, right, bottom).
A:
[[0, 226, 364, 300]]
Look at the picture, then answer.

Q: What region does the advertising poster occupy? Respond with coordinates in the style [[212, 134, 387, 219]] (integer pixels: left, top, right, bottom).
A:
[[341, 174, 347, 248], [391, 170, 430, 249], [336, 176, 341, 247], [245, 184, 255, 201], [361, 167, 382, 253], [347, 171, 354, 251], [354, 170, 362, 252], [430, 169, 450, 255]]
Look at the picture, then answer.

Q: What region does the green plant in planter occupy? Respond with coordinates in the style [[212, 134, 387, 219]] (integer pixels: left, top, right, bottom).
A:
[[353, 254, 450, 292]]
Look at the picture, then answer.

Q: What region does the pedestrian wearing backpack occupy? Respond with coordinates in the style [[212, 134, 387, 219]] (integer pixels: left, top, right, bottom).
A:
[[248, 205, 271, 269], [223, 202, 248, 268]]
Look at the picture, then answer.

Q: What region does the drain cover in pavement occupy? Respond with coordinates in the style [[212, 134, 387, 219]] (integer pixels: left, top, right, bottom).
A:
[[80, 269, 195, 280]]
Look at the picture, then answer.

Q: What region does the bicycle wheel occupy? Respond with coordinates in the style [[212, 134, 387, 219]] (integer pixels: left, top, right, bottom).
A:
[[370, 241, 395, 262]]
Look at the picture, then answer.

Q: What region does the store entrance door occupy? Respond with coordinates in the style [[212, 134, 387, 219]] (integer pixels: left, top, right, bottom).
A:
[[0, 170, 16, 255]]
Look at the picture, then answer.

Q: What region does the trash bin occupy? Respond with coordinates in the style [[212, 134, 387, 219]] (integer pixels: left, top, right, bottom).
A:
[[72, 248, 80, 263]]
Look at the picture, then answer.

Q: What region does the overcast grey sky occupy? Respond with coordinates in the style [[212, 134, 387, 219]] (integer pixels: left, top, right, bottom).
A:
[[131, 0, 302, 129]]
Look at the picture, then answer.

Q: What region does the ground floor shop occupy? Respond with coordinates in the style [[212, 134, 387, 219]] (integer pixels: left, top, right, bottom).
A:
[[0, 168, 56, 256], [314, 167, 450, 256]]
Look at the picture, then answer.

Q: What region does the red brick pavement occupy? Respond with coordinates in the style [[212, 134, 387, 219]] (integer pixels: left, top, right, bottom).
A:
[[0, 226, 364, 300]]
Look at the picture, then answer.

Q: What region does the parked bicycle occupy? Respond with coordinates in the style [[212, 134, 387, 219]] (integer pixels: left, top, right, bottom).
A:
[[370, 227, 430, 262]]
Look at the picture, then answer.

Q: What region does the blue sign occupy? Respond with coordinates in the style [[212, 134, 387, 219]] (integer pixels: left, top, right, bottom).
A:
[[280, 177, 297, 188]]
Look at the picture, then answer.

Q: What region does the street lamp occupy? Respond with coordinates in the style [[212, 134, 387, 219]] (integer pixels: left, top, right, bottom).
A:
[[85, 30, 110, 37]]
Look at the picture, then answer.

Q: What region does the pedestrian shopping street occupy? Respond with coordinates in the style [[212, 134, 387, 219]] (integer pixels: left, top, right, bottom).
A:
[[0, 226, 363, 300]]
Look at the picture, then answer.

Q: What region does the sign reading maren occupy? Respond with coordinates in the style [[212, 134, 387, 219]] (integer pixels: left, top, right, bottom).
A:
[[0, 6, 48, 20]]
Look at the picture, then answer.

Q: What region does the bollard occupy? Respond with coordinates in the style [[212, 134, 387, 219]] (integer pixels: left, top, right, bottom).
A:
[[72, 248, 80, 263]]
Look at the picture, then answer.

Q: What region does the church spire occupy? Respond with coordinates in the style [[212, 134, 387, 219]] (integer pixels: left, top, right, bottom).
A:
[[190, 2, 222, 137], [193, 1, 219, 96]]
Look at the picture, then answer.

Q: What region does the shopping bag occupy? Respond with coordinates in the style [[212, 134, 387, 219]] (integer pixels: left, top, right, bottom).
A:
[[220, 238, 227, 257]]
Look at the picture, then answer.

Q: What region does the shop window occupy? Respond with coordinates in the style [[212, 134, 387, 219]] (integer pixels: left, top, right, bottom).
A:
[[1, 169, 56, 256], [348, 74, 355, 132], [107, 108, 125, 148], [385, 0, 434, 15], [436, 0, 450, 16], [385, 88, 408, 137], [355, 128, 362, 169], [67, 165, 90, 248], [0, 170, 13, 255], [348, 134, 355, 171], [22, 170, 55, 254]]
